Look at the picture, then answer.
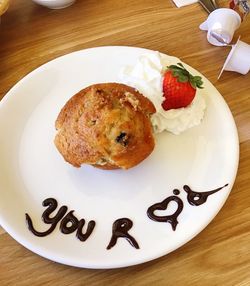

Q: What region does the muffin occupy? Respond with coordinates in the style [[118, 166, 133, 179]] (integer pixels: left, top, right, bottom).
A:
[[54, 83, 156, 169]]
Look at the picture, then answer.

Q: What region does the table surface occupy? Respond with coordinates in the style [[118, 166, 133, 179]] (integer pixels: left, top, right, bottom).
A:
[[0, 0, 249, 285]]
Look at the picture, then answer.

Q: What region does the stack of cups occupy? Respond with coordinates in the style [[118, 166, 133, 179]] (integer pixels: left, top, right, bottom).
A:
[[200, 8, 250, 77]]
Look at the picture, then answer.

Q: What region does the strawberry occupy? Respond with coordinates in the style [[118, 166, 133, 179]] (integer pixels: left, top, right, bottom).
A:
[[162, 63, 203, 111]]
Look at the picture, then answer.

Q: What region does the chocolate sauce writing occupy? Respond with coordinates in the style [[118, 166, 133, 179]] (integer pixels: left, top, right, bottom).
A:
[[25, 198, 96, 241], [25, 184, 228, 249]]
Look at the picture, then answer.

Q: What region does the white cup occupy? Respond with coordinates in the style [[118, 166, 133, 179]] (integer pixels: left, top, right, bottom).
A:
[[32, 0, 76, 9], [200, 8, 241, 46], [218, 38, 250, 78]]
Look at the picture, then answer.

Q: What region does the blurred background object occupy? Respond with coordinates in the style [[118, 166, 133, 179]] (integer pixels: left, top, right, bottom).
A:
[[32, 0, 76, 9], [0, 0, 10, 16], [229, 0, 250, 20]]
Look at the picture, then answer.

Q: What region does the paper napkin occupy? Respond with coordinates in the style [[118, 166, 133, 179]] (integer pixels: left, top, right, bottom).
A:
[[172, 0, 198, 8]]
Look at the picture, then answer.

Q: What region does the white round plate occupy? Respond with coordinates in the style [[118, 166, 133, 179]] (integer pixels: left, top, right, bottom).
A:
[[0, 46, 239, 269]]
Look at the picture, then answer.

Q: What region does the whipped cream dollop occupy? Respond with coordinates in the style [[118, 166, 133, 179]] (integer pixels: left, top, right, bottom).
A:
[[119, 51, 206, 135]]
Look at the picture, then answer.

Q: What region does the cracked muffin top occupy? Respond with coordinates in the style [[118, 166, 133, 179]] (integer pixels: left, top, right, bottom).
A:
[[54, 83, 156, 170]]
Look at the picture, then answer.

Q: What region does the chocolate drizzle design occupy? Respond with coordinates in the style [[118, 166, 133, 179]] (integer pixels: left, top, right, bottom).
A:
[[147, 196, 183, 230], [173, 189, 180, 195], [147, 184, 229, 230], [107, 218, 139, 250], [25, 198, 95, 241], [25, 183, 229, 250], [183, 184, 229, 206]]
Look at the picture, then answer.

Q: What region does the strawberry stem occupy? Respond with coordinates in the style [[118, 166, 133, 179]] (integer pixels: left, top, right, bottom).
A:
[[167, 63, 204, 89]]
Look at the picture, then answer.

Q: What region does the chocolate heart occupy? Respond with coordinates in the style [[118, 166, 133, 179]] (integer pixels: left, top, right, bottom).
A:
[[147, 196, 184, 231]]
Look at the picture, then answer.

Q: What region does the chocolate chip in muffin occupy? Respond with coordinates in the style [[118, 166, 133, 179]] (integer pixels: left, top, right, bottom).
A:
[[115, 132, 129, 147]]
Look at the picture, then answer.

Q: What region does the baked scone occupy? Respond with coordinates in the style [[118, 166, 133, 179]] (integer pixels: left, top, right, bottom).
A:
[[54, 83, 156, 169]]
